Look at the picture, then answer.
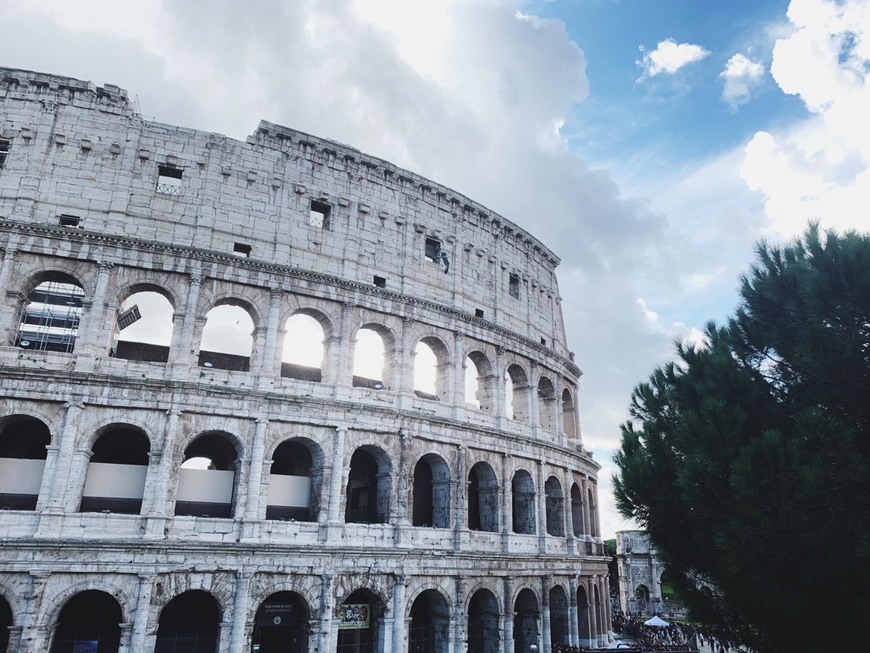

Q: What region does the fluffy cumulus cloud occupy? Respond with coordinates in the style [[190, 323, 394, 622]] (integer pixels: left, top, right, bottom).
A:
[[740, 0, 870, 237], [637, 38, 710, 80], [720, 53, 765, 110]]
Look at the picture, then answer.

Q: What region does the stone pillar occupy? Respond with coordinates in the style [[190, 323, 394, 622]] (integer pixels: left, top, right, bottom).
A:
[[453, 577, 466, 653], [537, 460, 547, 552], [395, 316, 414, 408], [324, 426, 347, 538], [144, 409, 181, 538], [540, 576, 551, 653], [567, 577, 579, 647], [317, 574, 335, 653], [242, 417, 269, 536], [391, 575, 406, 653], [332, 302, 354, 397], [18, 571, 50, 653], [394, 429, 410, 546], [588, 576, 598, 644], [0, 244, 20, 345], [452, 443, 465, 551], [451, 331, 465, 419], [171, 273, 203, 379], [75, 260, 113, 369], [230, 572, 251, 652], [129, 574, 154, 652], [39, 400, 83, 514], [494, 345, 506, 428], [62, 445, 93, 512], [529, 362, 541, 438], [501, 453, 512, 552], [257, 288, 284, 384], [502, 576, 514, 653]]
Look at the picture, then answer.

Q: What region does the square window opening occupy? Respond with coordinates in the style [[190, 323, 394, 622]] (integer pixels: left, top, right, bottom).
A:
[[509, 273, 520, 299], [59, 214, 81, 228], [0, 138, 10, 169], [156, 165, 183, 195], [425, 237, 442, 263], [373, 276, 387, 288], [540, 337, 547, 346], [310, 199, 331, 229], [475, 309, 484, 319], [233, 242, 252, 257]]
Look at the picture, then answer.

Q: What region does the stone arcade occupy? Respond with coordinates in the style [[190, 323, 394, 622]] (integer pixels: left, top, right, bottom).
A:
[[0, 68, 610, 653]]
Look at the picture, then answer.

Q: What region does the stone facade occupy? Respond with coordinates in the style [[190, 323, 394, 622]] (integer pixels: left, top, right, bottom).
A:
[[0, 68, 610, 653]]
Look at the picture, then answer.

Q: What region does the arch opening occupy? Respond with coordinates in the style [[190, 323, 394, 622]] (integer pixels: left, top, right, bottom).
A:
[[268, 440, 317, 522], [50, 590, 122, 653], [345, 448, 391, 524], [252, 591, 311, 653], [467, 589, 499, 653], [537, 377, 557, 431], [570, 484, 584, 537], [544, 476, 565, 537], [577, 586, 591, 645], [111, 289, 174, 363], [336, 589, 384, 653], [562, 388, 577, 438], [512, 589, 539, 653], [409, 590, 450, 653], [411, 454, 450, 528], [16, 275, 84, 353], [80, 427, 151, 514], [198, 303, 255, 371], [467, 462, 499, 532], [505, 365, 530, 422], [281, 313, 325, 382], [511, 470, 536, 535], [0, 594, 10, 653], [175, 433, 238, 518], [549, 586, 569, 649], [0, 415, 50, 510], [154, 590, 220, 653], [352, 327, 387, 389], [464, 352, 493, 412]]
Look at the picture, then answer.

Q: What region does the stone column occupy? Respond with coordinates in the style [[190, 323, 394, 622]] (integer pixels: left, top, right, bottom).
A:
[[317, 574, 335, 653], [332, 302, 354, 397], [62, 445, 93, 512], [395, 316, 414, 408], [18, 571, 50, 653], [144, 409, 181, 538], [229, 572, 251, 652], [502, 576, 515, 653], [171, 273, 203, 379], [494, 345, 506, 428], [76, 260, 114, 368], [324, 426, 347, 539], [242, 417, 269, 536], [529, 361, 541, 438], [39, 400, 83, 514], [452, 443, 465, 551], [588, 576, 598, 644], [391, 574, 406, 653], [0, 244, 20, 345], [567, 577, 579, 647], [129, 574, 154, 652], [256, 288, 284, 384], [451, 331, 465, 419], [537, 460, 547, 552], [501, 453, 512, 552], [453, 577, 466, 653], [540, 576, 551, 653]]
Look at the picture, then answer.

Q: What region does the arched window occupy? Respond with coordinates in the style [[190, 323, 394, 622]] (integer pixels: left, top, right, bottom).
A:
[[414, 338, 449, 401], [0, 415, 50, 510], [465, 351, 493, 412], [505, 364, 530, 422], [549, 586, 570, 649], [467, 462, 499, 532], [175, 433, 238, 518], [252, 591, 310, 653], [412, 454, 451, 528], [337, 589, 384, 653], [537, 376, 557, 431], [468, 589, 500, 653], [50, 590, 122, 653], [409, 590, 450, 653], [16, 274, 84, 353], [577, 586, 591, 646], [513, 589, 539, 653], [80, 427, 150, 514], [154, 590, 220, 653], [111, 288, 174, 362], [511, 470, 536, 535], [268, 440, 317, 521], [281, 313, 325, 381], [544, 476, 565, 536], [199, 303, 255, 371], [570, 483, 584, 537], [345, 447, 391, 524], [562, 388, 577, 438], [352, 327, 388, 389]]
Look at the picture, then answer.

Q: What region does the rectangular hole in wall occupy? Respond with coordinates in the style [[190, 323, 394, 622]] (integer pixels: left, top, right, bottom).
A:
[[0, 138, 10, 169], [475, 309, 484, 319], [59, 214, 81, 228], [373, 276, 386, 288], [233, 243, 252, 257], [310, 199, 331, 229], [509, 273, 520, 299], [425, 237, 441, 262], [540, 337, 547, 346], [156, 164, 183, 195]]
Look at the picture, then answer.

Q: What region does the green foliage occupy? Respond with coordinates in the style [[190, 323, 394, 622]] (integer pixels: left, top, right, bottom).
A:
[[614, 224, 870, 653]]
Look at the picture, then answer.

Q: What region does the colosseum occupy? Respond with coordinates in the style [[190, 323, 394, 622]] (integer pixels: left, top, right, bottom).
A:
[[0, 67, 610, 653]]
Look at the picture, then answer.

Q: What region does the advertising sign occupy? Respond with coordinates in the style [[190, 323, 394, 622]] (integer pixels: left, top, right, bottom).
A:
[[338, 604, 370, 629]]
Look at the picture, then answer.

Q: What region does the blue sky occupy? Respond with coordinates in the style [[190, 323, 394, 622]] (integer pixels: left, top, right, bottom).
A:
[[2, 0, 868, 537]]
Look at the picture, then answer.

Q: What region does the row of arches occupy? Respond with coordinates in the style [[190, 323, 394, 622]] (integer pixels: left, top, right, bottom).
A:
[[0, 578, 610, 652], [0, 415, 600, 538], [8, 272, 578, 437]]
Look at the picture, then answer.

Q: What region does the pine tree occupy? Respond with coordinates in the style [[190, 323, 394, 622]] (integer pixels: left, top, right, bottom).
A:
[[614, 224, 870, 652]]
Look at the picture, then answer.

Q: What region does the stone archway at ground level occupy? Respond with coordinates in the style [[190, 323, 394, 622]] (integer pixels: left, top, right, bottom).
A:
[[252, 591, 311, 653], [336, 589, 384, 653]]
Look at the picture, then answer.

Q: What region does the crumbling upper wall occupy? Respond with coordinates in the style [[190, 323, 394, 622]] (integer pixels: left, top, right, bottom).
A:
[[0, 67, 573, 360]]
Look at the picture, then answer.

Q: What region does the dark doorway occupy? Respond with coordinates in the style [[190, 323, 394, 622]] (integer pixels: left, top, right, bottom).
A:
[[50, 590, 122, 653], [467, 589, 499, 653], [154, 590, 219, 653], [252, 592, 310, 653], [336, 589, 382, 653]]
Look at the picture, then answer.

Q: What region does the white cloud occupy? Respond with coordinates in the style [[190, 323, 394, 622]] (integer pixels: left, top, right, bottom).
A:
[[740, 0, 870, 238], [637, 38, 711, 79], [720, 53, 765, 110]]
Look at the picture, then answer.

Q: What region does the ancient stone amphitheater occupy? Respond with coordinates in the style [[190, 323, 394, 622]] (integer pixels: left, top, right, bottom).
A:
[[0, 68, 610, 653]]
